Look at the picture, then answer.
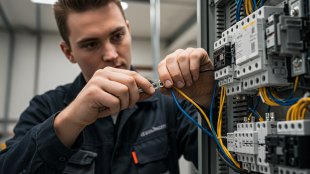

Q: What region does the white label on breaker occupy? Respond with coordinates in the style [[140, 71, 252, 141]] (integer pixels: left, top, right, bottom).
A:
[[235, 21, 259, 65]]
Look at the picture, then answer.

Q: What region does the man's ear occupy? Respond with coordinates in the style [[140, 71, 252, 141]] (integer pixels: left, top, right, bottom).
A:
[[126, 20, 131, 34], [60, 42, 76, 63]]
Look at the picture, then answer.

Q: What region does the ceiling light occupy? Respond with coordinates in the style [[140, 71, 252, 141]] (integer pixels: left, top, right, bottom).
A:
[[121, 2, 128, 10], [30, 0, 57, 5]]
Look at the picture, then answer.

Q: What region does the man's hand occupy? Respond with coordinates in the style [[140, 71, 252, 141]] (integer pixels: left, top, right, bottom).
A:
[[158, 48, 218, 109], [54, 67, 155, 147]]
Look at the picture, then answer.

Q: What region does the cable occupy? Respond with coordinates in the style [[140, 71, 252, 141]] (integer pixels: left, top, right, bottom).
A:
[[209, 81, 236, 166], [215, 145, 260, 174], [248, 107, 262, 120], [170, 88, 214, 138], [199, 69, 215, 73], [172, 86, 213, 131]]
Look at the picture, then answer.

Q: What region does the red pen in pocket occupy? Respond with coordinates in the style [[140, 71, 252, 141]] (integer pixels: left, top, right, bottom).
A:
[[132, 151, 138, 164]]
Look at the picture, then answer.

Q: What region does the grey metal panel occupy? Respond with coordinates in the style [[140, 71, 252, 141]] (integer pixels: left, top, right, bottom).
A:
[[34, 4, 41, 95]]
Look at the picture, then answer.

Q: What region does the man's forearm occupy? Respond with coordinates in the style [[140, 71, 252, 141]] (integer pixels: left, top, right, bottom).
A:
[[54, 107, 85, 148]]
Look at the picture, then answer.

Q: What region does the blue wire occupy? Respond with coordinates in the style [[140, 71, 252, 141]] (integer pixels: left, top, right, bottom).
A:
[[253, 96, 260, 110], [267, 106, 271, 113], [266, 88, 302, 106], [260, 0, 264, 7], [248, 107, 261, 120], [253, 0, 258, 10], [170, 88, 215, 138], [209, 81, 236, 166], [287, 85, 296, 100], [236, 0, 241, 21]]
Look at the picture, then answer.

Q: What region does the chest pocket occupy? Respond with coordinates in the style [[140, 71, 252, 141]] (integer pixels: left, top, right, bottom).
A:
[[133, 133, 170, 174], [62, 150, 97, 174]]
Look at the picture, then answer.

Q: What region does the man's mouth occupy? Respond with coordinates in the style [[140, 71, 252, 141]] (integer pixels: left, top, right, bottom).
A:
[[114, 65, 123, 69]]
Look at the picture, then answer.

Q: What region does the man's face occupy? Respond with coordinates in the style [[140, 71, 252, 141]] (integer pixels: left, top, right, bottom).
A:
[[62, 2, 132, 82]]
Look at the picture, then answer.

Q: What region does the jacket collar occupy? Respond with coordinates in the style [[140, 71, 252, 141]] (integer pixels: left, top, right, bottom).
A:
[[63, 66, 158, 106]]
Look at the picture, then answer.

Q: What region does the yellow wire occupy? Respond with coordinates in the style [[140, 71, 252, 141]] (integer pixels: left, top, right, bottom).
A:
[[217, 87, 242, 168], [172, 86, 213, 131], [245, 0, 250, 15], [172, 86, 242, 169]]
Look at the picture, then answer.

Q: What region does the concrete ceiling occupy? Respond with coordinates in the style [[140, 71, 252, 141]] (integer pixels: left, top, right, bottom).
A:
[[0, 0, 197, 42]]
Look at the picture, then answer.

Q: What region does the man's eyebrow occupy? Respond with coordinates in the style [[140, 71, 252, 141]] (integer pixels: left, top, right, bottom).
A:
[[76, 38, 98, 45], [110, 26, 125, 36]]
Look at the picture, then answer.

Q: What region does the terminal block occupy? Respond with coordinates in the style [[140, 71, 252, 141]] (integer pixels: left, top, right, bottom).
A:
[[265, 135, 310, 168]]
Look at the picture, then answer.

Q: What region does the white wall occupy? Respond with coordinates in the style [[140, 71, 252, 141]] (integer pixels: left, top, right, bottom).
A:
[[8, 33, 36, 120], [37, 34, 80, 94]]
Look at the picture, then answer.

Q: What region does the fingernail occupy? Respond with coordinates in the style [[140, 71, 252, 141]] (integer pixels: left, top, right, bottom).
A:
[[165, 80, 172, 87], [177, 81, 184, 88], [150, 86, 155, 93], [186, 81, 191, 86], [193, 76, 197, 81]]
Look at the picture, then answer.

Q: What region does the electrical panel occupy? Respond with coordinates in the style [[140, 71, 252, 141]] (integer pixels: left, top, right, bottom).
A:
[[198, 0, 310, 173]]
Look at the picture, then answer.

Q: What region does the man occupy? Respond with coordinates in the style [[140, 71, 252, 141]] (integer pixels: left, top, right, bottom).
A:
[[0, 0, 217, 173]]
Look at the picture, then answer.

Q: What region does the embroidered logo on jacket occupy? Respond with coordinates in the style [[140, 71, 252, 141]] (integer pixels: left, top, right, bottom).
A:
[[140, 124, 167, 137]]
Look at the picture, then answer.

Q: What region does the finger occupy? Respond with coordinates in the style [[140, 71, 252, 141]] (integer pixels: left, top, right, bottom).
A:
[[104, 72, 140, 108], [189, 48, 211, 81], [166, 51, 186, 89], [157, 61, 173, 88], [159, 87, 172, 97], [177, 48, 195, 87], [100, 79, 130, 110], [94, 89, 121, 116], [138, 92, 153, 101], [105, 67, 155, 95]]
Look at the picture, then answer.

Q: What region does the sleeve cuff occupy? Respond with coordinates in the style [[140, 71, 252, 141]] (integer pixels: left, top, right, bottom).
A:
[[36, 112, 84, 169]]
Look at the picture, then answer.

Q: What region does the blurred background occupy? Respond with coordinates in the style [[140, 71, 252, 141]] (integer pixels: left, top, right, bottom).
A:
[[0, 0, 197, 173]]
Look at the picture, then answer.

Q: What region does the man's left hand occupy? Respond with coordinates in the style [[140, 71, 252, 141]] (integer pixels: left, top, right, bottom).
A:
[[158, 47, 218, 109]]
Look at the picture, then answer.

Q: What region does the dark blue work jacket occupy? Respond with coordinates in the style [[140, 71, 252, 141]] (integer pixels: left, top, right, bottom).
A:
[[0, 70, 210, 174]]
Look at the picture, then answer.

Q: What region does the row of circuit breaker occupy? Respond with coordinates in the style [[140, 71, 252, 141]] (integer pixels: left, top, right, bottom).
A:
[[213, 3, 309, 96], [227, 118, 310, 174]]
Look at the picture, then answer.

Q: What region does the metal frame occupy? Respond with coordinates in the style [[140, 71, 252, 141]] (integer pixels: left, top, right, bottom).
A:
[[150, 0, 160, 80]]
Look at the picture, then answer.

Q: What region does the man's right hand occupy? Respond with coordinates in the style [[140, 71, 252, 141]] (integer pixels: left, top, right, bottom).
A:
[[54, 67, 155, 147]]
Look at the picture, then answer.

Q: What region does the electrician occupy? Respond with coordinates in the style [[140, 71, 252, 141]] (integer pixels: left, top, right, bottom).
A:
[[0, 0, 217, 173]]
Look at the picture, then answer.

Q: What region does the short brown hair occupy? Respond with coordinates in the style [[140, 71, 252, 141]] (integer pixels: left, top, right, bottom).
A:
[[53, 0, 126, 49]]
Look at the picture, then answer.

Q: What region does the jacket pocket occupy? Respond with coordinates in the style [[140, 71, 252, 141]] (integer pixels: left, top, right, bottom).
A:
[[62, 150, 97, 174], [133, 134, 170, 174]]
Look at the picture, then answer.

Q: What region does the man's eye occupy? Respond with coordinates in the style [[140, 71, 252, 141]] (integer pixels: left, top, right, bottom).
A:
[[113, 33, 124, 40], [84, 43, 97, 48]]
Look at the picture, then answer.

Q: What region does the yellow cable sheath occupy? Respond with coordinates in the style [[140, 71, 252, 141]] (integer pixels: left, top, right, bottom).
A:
[[245, 0, 250, 15], [293, 76, 299, 95], [217, 87, 241, 168], [172, 86, 213, 132], [287, 106, 293, 121], [248, 0, 253, 13]]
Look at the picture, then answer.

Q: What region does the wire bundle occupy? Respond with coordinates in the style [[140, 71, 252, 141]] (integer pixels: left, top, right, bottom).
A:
[[259, 76, 303, 106], [170, 82, 247, 171], [287, 94, 310, 120], [236, 0, 265, 21]]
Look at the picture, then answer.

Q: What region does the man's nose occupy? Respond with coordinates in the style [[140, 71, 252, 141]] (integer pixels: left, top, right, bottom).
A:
[[102, 42, 118, 61]]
